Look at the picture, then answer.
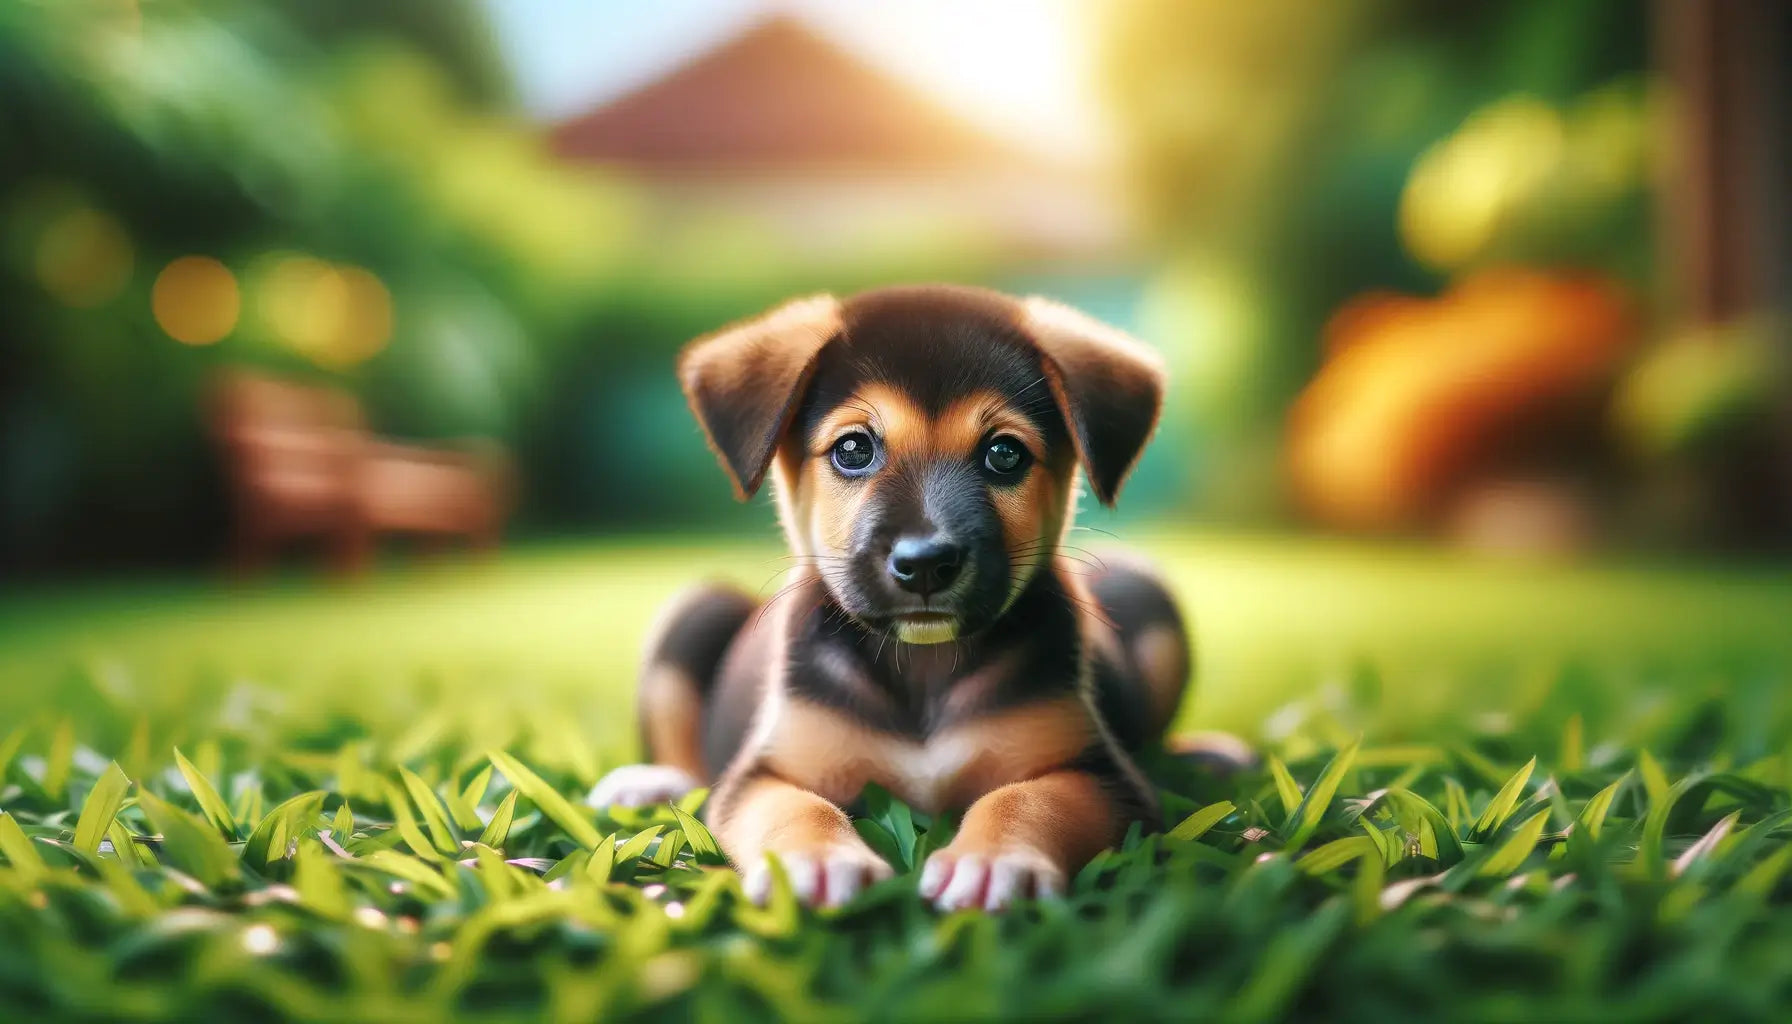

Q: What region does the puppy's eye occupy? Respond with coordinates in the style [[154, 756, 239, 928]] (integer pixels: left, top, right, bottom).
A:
[[983, 437, 1029, 476], [830, 432, 877, 475]]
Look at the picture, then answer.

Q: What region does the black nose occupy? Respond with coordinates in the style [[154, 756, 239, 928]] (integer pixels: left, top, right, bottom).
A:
[[887, 535, 964, 596]]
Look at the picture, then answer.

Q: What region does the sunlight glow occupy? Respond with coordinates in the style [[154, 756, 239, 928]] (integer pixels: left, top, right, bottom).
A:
[[793, 0, 1108, 162]]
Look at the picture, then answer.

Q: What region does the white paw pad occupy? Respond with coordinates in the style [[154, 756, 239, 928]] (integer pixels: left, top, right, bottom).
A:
[[586, 764, 700, 809], [918, 849, 1065, 911], [742, 847, 894, 908]]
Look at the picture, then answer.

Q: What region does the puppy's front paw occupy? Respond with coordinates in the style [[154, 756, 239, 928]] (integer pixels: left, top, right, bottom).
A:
[[587, 764, 700, 809], [742, 844, 894, 908], [919, 845, 1066, 911]]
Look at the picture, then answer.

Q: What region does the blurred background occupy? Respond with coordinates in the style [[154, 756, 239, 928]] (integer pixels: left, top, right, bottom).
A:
[[1, 0, 1789, 746]]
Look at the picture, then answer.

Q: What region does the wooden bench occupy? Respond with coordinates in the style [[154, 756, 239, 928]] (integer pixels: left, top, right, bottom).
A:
[[208, 371, 509, 574]]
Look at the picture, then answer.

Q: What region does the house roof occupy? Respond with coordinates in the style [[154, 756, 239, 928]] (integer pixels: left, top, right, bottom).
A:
[[550, 15, 1040, 172]]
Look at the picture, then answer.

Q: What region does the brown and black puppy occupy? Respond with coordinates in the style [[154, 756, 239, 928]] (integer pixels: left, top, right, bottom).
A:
[[589, 285, 1190, 911]]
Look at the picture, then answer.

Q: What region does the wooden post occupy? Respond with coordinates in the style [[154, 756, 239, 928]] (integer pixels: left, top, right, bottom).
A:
[[1654, 0, 1792, 545], [1654, 0, 1788, 324]]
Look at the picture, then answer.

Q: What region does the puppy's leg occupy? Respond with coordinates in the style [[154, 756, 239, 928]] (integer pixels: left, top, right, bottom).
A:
[[1085, 557, 1255, 773], [711, 768, 892, 908], [919, 743, 1154, 911], [588, 584, 755, 808], [1084, 558, 1192, 749]]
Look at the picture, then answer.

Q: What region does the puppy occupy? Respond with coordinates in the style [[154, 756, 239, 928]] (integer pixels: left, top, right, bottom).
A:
[[590, 285, 1190, 911]]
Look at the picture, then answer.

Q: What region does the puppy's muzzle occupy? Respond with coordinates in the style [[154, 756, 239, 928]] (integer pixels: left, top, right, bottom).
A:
[[887, 535, 964, 597]]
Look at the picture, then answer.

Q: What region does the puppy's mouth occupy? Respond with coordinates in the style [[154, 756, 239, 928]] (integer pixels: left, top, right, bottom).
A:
[[891, 611, 959, 645]]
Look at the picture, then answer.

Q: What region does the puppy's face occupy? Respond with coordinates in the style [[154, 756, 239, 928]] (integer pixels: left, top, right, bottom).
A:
[[679, 286, 1165, 644], [779, 334, 1075, 643]]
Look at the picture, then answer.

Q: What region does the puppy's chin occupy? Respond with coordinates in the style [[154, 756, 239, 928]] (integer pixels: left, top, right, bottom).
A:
[[893, 615, 959, 645]]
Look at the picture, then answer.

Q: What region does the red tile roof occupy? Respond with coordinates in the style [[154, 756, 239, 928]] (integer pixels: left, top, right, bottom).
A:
[[551, 15, 1038, 172]]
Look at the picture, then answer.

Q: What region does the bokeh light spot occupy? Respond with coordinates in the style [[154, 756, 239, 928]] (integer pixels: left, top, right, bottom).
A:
[[258, 256, 393, 368], [35, 206, 133, 308], [1400, 96, 1566, 271], [152, 256, 239, 345], [240, 923, 278, 955]]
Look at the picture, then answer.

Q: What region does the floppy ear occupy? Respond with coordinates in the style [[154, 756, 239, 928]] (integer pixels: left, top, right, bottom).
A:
[[677, 295, 843, 499], [1019, 297, 1166, 506]]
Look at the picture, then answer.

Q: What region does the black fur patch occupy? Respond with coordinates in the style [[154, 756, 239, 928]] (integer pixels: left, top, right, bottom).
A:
[[797, 287, 1070, 451]]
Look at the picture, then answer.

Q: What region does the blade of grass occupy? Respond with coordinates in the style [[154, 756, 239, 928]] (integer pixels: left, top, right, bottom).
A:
[[138, 789, 240, 888], [72, 763, 130, 854], [106, 819, 154, 869], [585, 835, 617, 884], [1639, 772, 1710, 883], [360, 849, 457, 899], [293, 840, 350, 918], [1285, 740, 1360, 850], [1297, 836, 1375, 874], [1637, 750, 1671, 807], [398, 767, 460, 855], [1713, 808, 1792, 876], [331, 803, 355, 846], [671, 805, 725, 864], [477, 790, 518, 850], [651, 829, 685, 868], [1734, 844, 1792, 898], [487, 750, 603, 850], [441, 776, 485, 833], [174, 748, 237, 840], [1359, 818, 1395, 866], [1477, 809, 1551, 878], [1443, 777, 1472, 832], [1352, 847, 1386, 925], [386, 782, 448, 862], [0, 728, 25, 778], [1672, 810, 1741, 879], [474, 844, 518, 903], [0, 812, 47, 881], [1470, 756, 1537, 841], [615, 825, 663, 864], [232, 785, 264, 836], [1267, 756, 1302, 819], [1560, 714, 1584, 773], [1383, 789, 1465, 864], [1168, 800, 1236, 842], [1568, 775, 1627, 863], [242, 791, 325, 868], [44, 720, 73, 798], [459, 765, 494, 817]]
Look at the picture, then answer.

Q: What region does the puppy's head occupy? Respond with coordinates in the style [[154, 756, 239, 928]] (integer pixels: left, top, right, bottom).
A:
[[679, 285, 1163, 644]]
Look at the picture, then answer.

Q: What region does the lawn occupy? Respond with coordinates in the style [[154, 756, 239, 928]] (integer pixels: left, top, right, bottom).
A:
[[3, 531, 1792, 1021]]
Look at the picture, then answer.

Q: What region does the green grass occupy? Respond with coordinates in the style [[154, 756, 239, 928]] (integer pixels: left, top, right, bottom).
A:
[[3, 532, 1792, 1021]]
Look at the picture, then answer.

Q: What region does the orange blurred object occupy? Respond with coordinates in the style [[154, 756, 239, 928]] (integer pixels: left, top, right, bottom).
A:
[[1288, 269, 1636, 533], [208, 371, 510, 574]]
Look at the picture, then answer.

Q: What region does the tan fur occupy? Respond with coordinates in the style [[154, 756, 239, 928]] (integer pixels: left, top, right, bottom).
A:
[[942, 770, 1118, 869], [745, 697, 1097, 814], [679, 296, 843, 500], [713, 773, 866, 869], [783, 382, 1074, 604], [1017, 296, 1166, 506], [1132, 624, 1187, 736], [637, 664, 706, 779]]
